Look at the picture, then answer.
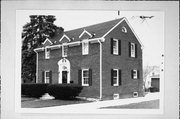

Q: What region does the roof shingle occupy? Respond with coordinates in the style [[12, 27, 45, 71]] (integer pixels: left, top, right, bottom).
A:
[[49, 17, 124, 45]]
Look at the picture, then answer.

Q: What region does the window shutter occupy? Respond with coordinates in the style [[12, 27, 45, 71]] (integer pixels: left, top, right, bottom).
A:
[[110, 38, 113, 54], [42, 71, 45, 83], [89, 69, 92, 86], [131, 70, 134, 79], [49, 71, 52, 84], [78, 69, 82, 85], [129, 42, 131, 57], [135, 44, 137, 58], [137, 70, 140, 79], [118, 40, 121, 55], [111, 69, 114, 86], [119, 69, 121, 85]]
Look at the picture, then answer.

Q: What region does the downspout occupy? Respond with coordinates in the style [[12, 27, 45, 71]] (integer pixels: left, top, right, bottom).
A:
[[34, 50, 38, 83], [98, 39, 102, 100]]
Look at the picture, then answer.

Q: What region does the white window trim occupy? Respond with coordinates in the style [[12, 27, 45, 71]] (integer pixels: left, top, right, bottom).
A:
[[62, 44, 68, 57], [59, 34, 71, 42], [131, 43, 135, 57], [113, 39, 119, 55], [133, 92, 138, 97], [45, 71, 50, 84], [113, 69, 119, 86], [45, 47, 50, 59], [79, 29, 92, 38], [113, 93, 120, 100], [82, 69, 89, 86], [122, 26, 127, 33], [82, 40, 89, 55], [42, 38, 53, 45], [133, 69, 138, 79]]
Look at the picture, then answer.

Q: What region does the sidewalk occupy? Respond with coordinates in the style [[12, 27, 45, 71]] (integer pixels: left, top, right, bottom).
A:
[[39, 92, 160, 111]]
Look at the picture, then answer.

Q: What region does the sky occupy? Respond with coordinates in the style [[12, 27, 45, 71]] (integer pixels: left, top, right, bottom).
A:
[[17, 10, 164, 67]]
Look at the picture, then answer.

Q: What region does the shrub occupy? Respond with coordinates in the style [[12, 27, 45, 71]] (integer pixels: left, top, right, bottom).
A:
[[21, 83, 48, 98], [47, 84, 83, 100], [149, 87, 159, 92]]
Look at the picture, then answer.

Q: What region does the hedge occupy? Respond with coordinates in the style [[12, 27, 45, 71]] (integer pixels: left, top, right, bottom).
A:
[[47, 84, 83, 100], [149, 87, 159, 92], [21, 83, 48, 98]]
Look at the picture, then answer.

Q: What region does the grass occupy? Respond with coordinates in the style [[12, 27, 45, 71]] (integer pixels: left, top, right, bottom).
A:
[[100, 99, 160, 109], [21, 97, 92, 108]]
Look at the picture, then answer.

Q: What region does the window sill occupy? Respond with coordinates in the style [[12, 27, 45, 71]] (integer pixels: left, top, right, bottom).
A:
[[113, 85, 119, 87], [82, 85, 89, 87]]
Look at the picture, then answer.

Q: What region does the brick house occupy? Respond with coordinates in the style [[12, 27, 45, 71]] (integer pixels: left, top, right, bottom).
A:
[[34, 17, 144, 99]]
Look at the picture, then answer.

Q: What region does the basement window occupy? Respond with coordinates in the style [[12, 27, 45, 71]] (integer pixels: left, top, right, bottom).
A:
[[133, 92, 138, 97]]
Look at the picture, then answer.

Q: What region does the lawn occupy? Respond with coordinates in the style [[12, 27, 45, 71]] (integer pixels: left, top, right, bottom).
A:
[[100, 99, 159, 109], [21, 97, 92, 108]]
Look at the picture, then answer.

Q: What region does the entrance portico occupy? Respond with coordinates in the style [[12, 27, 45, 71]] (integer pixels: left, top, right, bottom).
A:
[[58, 58, 70, 84]]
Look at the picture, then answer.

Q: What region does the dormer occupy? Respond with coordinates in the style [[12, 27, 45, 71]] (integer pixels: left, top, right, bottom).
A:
[[59, 34, 71, 43], [42, 38, 53, 47], [79, 29, 92, 40]]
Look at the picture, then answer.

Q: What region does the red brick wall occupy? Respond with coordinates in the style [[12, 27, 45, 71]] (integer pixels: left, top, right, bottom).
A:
[[37, 20, 144, 99], [38, 43, 100, 98], [101, 20, 144, 99]]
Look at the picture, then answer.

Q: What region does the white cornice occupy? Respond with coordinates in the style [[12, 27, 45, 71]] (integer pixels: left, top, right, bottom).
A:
[[123, 18, 144, 48], [34, 37, 104, 52], [102, 18, 125, 38]]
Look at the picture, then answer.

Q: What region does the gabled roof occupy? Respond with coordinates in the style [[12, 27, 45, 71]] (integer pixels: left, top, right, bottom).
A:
[[64, 18, 124, 42], [79, 29, 92, 39], [59, 34, 71, 42], [42, 38, 53, 46], [46, 18, 124, 45], [39, 17, 143, 48]]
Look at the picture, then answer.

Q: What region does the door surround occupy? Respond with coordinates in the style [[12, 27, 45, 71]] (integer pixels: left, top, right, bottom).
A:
[[58, 58, 70, 84]]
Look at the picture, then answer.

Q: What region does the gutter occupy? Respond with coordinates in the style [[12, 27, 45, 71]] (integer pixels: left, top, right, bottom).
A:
[[98, 39, 103, 100], [34, 38, 104, 52], [34, 50, 38, 83]]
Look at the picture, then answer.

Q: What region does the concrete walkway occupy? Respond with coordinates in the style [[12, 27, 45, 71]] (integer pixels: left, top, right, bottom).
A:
[[39, 92, 160, 111]]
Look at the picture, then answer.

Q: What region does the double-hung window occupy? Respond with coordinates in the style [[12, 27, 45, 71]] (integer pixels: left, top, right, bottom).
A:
[[131, 43, 135, 57], [45, 47, 50, 59], [129, 42, 137, 58], [45, 71, 50, 83], [111, 69, 121, 86], [111, 38, 121, 55], [113, 39, 118, 55], [62, 44, 68, 57], [112, 69, 119, 86], [82, 40, 89, 55], [131, 69, 139, 79], [82, 69, 89, 86]]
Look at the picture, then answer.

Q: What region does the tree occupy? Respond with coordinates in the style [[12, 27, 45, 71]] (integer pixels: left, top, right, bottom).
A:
[[22, 15, 64, 83], [143, 65, 157, 90]]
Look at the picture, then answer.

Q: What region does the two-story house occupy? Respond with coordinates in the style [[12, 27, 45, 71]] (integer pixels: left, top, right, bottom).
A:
[[34, 17, 144, 100]]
